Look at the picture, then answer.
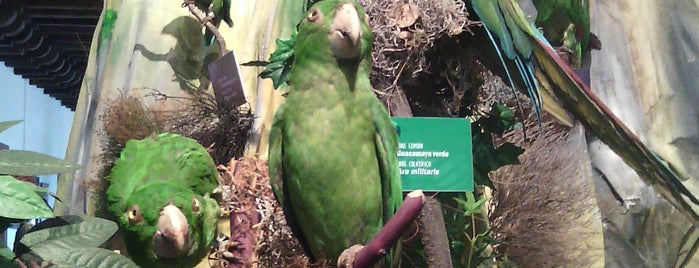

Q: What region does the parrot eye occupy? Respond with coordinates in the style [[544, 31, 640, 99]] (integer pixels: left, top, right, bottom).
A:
[[126, 205, 144, 224], [192, 197, 201, 214], [307, 8, 321, 22]]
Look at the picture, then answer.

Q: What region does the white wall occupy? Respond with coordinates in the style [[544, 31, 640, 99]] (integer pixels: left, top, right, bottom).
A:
[[0, 62, 75, 249]]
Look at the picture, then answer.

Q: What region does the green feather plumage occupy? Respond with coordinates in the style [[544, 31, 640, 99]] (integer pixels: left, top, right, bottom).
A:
[[532, 0, 590, 50], [268, 0, 402, 265], [107, 133, 219, 267], [471, 0, 544, 124]]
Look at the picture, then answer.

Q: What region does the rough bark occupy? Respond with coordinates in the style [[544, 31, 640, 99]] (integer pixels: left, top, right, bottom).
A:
[[590, 0, 699, 266], [418, 197, 453, 268]]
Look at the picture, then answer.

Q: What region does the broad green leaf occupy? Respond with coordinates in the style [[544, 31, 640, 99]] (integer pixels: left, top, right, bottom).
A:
[[0, 175, 54, 219], [453, 192, 487, 216], [0, 150, 81, 176], [44, 248, 139, 268], [483, 103, 522, 135], [471, 104, 525, 189], [260, 31, 296, 89], [0, 246, 19, 268], [0, 120, 22, 134], [19, 216, 118, 261]]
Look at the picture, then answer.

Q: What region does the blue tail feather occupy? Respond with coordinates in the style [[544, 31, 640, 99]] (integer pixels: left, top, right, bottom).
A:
[[482, 23, 527, 122], [514, 57, 543, 127]]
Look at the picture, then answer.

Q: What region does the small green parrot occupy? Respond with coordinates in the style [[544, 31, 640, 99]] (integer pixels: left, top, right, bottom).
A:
[[186, 0, 232, 46], [107, 133, 220, 267], [531, 0, 598, 67], [267, 0, 402, 265], [532, 0, 590, 49]]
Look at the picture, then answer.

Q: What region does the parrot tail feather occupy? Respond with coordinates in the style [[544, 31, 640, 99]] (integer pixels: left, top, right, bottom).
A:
[[514, 57, 543, 130], [483, 23, 534, 138]]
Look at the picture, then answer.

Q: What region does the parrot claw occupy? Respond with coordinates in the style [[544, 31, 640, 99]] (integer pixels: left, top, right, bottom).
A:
[[337, 245, 364, 268]]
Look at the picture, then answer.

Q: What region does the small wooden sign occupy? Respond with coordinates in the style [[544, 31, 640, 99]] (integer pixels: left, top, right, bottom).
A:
[[208, 51, 247, 110]]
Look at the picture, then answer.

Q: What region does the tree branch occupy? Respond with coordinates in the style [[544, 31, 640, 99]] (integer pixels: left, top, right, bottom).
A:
[[337, 190, 426, 267], [183, 2, 228, 55], [419, 196, 453, 267]]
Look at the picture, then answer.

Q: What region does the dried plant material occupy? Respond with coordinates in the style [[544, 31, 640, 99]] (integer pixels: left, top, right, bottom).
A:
[[214, 158, 308, 267], [102, 93, 168, 146], [159, 89, 254, 164], [359, 0, 471, 92], [394, 3, 419, 28]]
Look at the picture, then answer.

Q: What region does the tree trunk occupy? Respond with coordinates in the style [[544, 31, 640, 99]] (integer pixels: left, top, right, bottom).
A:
[[589, 0, 699, 266]]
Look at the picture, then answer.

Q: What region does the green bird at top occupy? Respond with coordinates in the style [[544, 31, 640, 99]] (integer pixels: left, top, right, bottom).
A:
[[185, 0, 232, 46], [106, 133, 220, 267], [532, 0, 598, 67], [267, 0, 403, 265]]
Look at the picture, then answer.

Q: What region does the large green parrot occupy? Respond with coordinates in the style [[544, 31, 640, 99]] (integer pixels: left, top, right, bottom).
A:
[[185, 0, 233, 46], [267, 0, 403, 265], [106, 133, 220, 267]]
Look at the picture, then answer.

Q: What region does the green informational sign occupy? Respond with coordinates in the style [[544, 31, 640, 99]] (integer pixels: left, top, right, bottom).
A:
[[392, 117, 473, 191]]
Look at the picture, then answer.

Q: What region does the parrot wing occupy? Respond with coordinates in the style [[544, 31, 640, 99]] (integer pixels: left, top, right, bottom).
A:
[[268, 109, 284, 208], [528, 25, 699, 224], [267, 104, 316, 257], [372, 98, 402, 223]]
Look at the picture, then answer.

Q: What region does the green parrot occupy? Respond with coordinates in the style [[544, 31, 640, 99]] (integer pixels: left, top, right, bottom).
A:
[[531, 0, 598, 67], [267, 0, 403, 265], [185, 0, 233, 46], [106, 133, 220, 267], [532, 0, 590, 48]]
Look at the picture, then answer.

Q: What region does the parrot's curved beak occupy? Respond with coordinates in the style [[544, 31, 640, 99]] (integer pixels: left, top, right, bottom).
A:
[[330, 3, 362, 59], [153, 204, 192, 258]]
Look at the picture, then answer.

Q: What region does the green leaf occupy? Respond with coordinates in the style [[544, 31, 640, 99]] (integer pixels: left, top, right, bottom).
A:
[[44, 248, 139, 268], [0, 120, 22, 134], [260, 31, 297, 89], [453, 192, 487, 216], [0, 176, 54, 219], [482, 103, 522, 135], [0, 246, 19, 268], [19, 216, 118, 261], [240, 60, 269, 67], [0, 150, 81, 176], [471, 104, 525, 189]]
